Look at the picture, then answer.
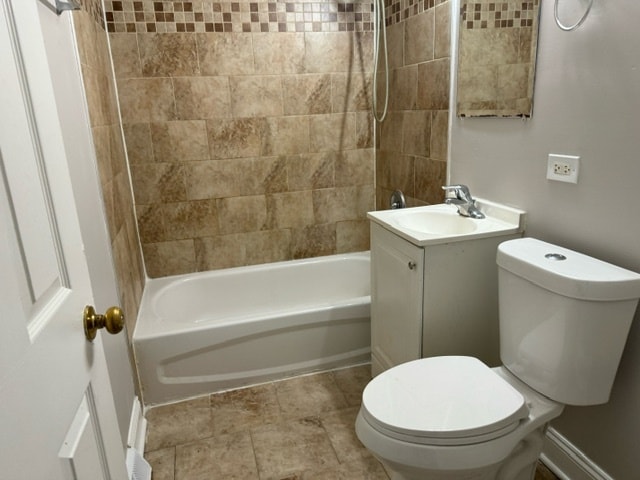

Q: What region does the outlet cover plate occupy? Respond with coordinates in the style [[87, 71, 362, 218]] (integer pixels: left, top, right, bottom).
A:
[[547, 154, 580, 184]]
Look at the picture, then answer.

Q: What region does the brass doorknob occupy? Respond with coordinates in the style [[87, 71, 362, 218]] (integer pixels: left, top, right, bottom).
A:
[[83, 305, 124, 342]]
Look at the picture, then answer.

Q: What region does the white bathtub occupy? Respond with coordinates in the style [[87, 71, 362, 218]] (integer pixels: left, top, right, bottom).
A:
[[133, 252, 371, 406]]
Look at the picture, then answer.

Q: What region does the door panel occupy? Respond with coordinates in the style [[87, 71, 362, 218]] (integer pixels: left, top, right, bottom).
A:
[[0, 1, 127, 478]]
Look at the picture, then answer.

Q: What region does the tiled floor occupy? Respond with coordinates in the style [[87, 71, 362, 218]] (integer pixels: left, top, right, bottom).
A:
[[143, 365, 559, 480]]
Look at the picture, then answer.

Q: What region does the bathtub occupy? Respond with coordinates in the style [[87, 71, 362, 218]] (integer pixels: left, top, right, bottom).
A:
[[133, 252, 371, 406]]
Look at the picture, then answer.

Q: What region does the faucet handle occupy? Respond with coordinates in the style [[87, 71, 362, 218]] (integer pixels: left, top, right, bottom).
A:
[[442, 184, 473, 202]]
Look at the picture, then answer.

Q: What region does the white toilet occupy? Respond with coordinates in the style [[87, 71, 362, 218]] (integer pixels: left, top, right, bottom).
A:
[[356, 237, 640, 480]]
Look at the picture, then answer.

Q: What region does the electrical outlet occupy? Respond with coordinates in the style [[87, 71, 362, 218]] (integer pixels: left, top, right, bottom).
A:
[[547, 154, 580, 184]]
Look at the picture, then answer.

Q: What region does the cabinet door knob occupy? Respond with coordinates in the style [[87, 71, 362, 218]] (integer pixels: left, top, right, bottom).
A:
[[408, 261, 417, 270]]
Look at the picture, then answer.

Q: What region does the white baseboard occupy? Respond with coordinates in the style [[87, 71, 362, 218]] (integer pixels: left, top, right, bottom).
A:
[[541, 427, 613, 480], [126, 396, 147, 454]]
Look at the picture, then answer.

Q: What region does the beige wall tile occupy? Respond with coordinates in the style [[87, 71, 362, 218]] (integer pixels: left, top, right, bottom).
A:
[[459, 29, 519, 67], [243, 229, 292, 265], [162, 200, 218, 240], [252, 156, 288, 194], [336, 219, 370, 253], [497, 63, 530, 101], [82, 64, 110, 127], [286, 153, 335, 191], [185, 158, 254, 200], [143, 239, 196, 277], [386, 23, 405, 70], [267, 191, 314, 229], [435, 2, 451, 59], [217, 195, 268, 235], [389, 154, 415, 198], [262, 116, 310, 156], [109, 33, 141, 78], [123, 123, 154, 164], [379, 111, 403, 153], [136, 203, 166, 244], [173, 76, 232, 120], [457, 64, 498, 104], [417, 58, 450, 110], [230, 76, 284, 118], [309, 113, 356, 152], [356, 111, 373, 149], [430, 110, 449, 161], [304, 32, 353, 73], [150, 120, 209, 163], [389, 65, 418, 111], [253, 33, 305, 74], [206, 118, 265, 159], [291, 223, 336, 259], [403, 110, 432, 157], [312, 186, 362, 224], [194, 234, 246, 271], [197, 33, 254, 76], [130, 163, 187, 204], [405, 9, 434, 65], [282, 74, 332, 115], [415, 157, 447, 204], [118, 77, 176, 123], [92, 125, 113, 185], [331, 72, 372, 113], [138, 33, 199, 77], [335, 149, 374, 187], [354, 32, 374, 73]]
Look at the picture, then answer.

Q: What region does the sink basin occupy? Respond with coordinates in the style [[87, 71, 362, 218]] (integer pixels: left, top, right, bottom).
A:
[[396, 211, 478, 235], [367, 199, 526, 246]]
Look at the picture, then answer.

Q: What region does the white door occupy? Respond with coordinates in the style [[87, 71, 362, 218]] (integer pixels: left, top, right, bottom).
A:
[[0, 1, 128, 479]]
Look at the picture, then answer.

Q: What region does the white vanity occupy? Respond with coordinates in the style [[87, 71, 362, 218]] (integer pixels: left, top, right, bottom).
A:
[[368, 200, 526, 376]]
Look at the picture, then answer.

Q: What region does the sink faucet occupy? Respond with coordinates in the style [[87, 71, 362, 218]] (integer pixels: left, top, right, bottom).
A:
[[442, 184, 485, 219]]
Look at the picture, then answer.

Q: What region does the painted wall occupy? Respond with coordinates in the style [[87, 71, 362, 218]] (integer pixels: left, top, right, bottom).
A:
[[106, 0, 375, 277], [376, 0, 451, 210], [450, 1, 640, 477]]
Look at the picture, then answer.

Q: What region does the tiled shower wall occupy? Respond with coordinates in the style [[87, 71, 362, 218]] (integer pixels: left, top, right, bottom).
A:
[[107, 0, 376, 277], [72, 0, 146, 336], [375, 0, 450, 209]]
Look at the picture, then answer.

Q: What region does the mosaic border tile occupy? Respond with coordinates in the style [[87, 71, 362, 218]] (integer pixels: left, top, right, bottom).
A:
[[104, 0, 375, 33], [383, 0, 437, 27], [460, 0, 539, 29]]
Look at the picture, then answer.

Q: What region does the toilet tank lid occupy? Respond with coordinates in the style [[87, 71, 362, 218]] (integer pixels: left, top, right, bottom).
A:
[[497, 238, 640, 301]]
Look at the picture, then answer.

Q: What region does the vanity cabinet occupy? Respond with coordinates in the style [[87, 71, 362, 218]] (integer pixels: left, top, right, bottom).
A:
[[370, 221, 522, 376]]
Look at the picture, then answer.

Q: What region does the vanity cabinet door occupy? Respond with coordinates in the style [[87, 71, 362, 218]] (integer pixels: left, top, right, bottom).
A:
[[370, 223, 424, 376]]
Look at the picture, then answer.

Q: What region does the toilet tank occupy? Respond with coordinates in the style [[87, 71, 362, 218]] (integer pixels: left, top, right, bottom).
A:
[[497, 238, 640, 405]]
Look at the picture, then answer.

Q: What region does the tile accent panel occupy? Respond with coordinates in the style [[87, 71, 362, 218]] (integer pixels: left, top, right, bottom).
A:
[[461, 0, 539, 29], [73, 1, 146, 337], [457, 0, 539, 116], [375, 0, 450, 209], [108, 3, 376, 277]]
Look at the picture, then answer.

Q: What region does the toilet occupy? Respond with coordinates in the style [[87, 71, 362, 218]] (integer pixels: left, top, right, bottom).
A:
[[356, 237, 640, 480]]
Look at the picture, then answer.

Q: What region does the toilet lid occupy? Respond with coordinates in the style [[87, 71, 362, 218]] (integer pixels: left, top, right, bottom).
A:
[[362, 357, 529, 445]]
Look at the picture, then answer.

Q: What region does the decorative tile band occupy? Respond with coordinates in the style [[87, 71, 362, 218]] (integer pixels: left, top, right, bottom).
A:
[[461, 1, 539, 29], [104, 0, 374, 33], [384, 0, 437, 27]]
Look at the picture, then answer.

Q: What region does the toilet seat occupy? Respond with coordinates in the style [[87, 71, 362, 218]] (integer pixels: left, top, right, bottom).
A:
[[361, 356, 529, 446]]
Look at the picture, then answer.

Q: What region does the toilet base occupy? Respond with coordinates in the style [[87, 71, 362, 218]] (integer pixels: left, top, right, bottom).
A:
[[375, 427, 546, 480]]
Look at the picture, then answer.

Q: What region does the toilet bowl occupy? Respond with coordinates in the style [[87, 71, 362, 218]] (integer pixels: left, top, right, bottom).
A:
[[357, 238, 640, 480]]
